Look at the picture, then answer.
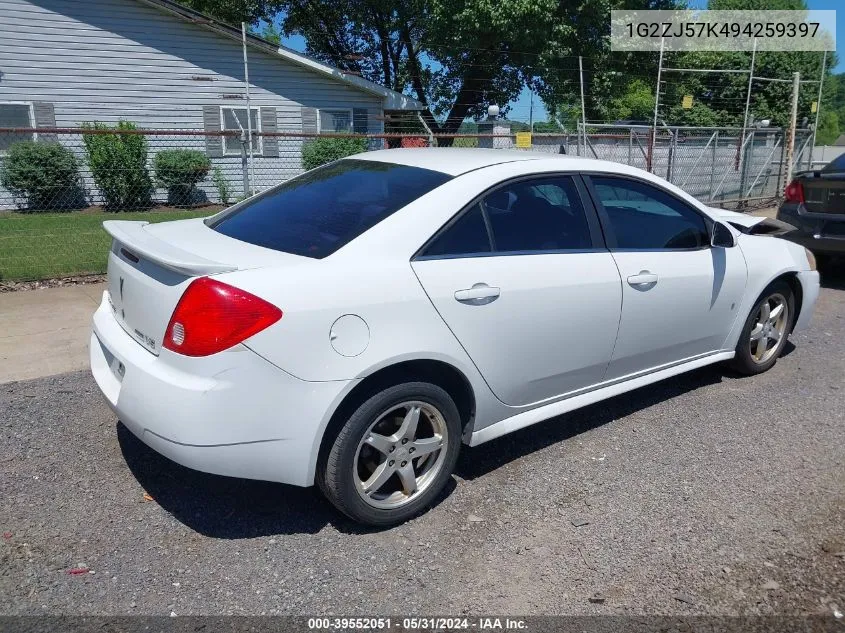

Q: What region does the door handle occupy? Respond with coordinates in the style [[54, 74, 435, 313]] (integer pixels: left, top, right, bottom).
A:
[[627, 271, 659, 286], [454, 283, 500, 305]]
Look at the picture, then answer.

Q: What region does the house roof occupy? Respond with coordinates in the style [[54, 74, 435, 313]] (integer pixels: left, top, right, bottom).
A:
[[833, 134, 845, 147], [135, 0, 424, 111]]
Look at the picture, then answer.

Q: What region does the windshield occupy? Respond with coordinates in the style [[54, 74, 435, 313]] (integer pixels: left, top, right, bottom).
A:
[[823, 154, 845, 173], [209, 159, 451, 258]]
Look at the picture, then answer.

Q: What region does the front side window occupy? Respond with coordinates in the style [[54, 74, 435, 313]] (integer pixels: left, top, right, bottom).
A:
[[221, 107, 260, 155], [320, 109, 352, 133], [590, 176, 709, 250], [0, 103, 34, 153], [210, 159, 451, 258]]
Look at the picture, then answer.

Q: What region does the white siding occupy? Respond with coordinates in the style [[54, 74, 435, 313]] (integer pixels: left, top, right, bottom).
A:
[[0, 0, 385, 207]]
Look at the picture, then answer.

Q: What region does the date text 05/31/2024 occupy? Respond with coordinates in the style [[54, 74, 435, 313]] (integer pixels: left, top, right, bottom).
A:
[[307, 617, 528, 630]]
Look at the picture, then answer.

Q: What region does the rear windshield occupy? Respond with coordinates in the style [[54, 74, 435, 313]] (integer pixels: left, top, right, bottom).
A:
[[208, 159, 451, 258], [823, 154, 845, 173]]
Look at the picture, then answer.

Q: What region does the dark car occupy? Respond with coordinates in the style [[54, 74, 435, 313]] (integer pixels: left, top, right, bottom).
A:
[[778, 153, 845, 264]]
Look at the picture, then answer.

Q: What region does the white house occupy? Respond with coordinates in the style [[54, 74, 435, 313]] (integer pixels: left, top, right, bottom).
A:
[[0, 0, 423, 207]]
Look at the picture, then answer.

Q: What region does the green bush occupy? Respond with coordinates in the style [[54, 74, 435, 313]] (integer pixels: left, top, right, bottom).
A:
[[82, 121, 153, 210], [0, 141, 84, 210], [302, 136, 368, 170], [153, 149, 211, 207], [212, 166, 230, 205]]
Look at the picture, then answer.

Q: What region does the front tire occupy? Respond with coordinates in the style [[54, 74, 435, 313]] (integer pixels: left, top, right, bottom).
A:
[[729, 280, 794, 375], [317, 382, 462, 527]]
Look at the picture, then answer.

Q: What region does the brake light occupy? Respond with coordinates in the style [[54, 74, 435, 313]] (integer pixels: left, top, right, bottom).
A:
[[784, 180, 804, 203], [163, 278, 282, 356]]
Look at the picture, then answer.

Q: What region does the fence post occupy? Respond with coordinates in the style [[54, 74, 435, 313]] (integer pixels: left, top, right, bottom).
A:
[[666, 127, 674, 182], [739, 127, 753, 208], [741, 39, 757, 154], [579, 56, 587, 156], [783, 72, 801, 191], [240, 135, 250, 198], [810, 50, 827, 168], [649, 37, 665, 174], [709, 130, 718, 201], [628, 128, 633, 165]]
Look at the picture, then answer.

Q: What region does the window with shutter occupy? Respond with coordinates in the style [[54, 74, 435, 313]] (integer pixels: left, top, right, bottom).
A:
[[220, 107, 262, 156], [318, 109, 353, 133], [0, 103, 34, 152]]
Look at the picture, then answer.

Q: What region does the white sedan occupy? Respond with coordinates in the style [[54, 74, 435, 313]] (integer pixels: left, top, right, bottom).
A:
[[90, 149, 819, 526]]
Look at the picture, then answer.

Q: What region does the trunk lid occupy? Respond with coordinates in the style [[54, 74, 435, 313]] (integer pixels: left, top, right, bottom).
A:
[[799, 171, 845, 216], [103, 218, 301, 355]]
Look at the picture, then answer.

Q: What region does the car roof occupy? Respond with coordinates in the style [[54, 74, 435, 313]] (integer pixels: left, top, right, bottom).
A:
[[354, 147, 558, 176]]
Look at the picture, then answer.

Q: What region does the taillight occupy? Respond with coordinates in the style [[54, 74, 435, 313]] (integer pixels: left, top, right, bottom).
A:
[[163, 278, 282, 357], [784, 180, 804, 203]]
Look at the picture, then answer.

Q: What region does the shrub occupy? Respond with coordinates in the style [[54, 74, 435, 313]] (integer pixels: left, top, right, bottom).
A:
[[302, 136, 368, 170], [0, 141, 84, 210], [82, 121, 153, 210], [212, 166, 230, 205], [154, 149, 211, 207]]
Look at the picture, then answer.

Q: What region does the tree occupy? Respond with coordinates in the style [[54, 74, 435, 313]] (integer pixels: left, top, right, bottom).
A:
[[277, 0, 671, 140], [178, 0, 280, 24], [652, 0, 838, 128]]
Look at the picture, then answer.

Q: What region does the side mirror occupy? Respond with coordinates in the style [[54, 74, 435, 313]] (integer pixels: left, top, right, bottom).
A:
[[711, 222, 736, 248]]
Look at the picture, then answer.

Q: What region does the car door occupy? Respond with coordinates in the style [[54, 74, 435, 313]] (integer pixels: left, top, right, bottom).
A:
[[411, 175, 622, 407], [585, 175, 747, 381]]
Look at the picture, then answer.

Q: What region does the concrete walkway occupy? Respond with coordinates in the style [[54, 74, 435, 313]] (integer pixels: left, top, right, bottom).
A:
[[0, 283, 104, 384]]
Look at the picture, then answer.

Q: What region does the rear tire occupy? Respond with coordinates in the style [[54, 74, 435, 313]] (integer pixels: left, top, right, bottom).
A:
[[729, 280, 794, 376], [317, 382, 462, 527]]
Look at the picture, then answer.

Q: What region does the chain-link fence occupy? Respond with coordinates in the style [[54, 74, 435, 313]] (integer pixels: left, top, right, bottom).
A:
[[575, 124, 814, 206], [0, 125, 814, 282]]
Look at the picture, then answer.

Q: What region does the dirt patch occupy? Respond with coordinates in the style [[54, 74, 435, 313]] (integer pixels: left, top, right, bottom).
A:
[[0, 274, 107, 293]]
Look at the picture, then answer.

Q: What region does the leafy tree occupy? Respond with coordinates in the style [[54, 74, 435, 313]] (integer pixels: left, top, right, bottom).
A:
[[177, 0, 280, 24], [606, 79, 654, 122], [277, 0, 676, 141], [250, 21, 281, 45], [652, 0, 837, 129]]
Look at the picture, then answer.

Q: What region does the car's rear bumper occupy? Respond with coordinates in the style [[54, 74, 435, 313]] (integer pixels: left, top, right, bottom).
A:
[[777, 202, 845, 254], [90, 291, 352, 486]]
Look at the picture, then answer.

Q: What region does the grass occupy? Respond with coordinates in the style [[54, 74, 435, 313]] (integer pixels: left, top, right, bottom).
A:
[[0, 207, 221, 282]]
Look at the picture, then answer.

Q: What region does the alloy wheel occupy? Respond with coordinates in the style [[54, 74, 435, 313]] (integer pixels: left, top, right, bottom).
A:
[[353, 401, 448, 509], [749, 292, 789, 364]]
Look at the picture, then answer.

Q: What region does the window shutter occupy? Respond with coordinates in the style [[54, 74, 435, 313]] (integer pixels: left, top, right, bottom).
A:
[[33, 102, 57, 143], [353, 108, 368, 134], [261, 107, 278, 157], [202, 105, 223, 158], [301, 107, 318, 134]]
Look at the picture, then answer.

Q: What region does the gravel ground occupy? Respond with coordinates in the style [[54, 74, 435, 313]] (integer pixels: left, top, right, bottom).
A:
[[1, 275, 844, 617]]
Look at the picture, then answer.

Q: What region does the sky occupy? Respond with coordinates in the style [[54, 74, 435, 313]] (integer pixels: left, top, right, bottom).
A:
[[279, 3, 841, 124]]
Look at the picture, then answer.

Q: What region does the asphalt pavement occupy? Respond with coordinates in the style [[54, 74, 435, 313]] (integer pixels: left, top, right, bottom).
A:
[[1, 272, 843, 617]]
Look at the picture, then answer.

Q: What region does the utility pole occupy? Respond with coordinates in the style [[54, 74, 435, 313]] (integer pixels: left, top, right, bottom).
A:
[[241, 22, 256, 196], [811, 50, 827, 167], [784, 72, 801, 190], [529, 88, 534, 133], [579, 56, 587, 156], [649, 38, 665, 173]]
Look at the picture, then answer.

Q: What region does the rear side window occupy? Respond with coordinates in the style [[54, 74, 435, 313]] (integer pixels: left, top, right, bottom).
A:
[[424, 204, 492, 257], [482, 176, 592, 252], [209, 159, 451, 258], [421, 175, 593, 258]]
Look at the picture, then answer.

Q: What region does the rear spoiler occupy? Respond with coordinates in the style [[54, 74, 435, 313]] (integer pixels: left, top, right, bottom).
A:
[[103, 220, 237, 276]]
